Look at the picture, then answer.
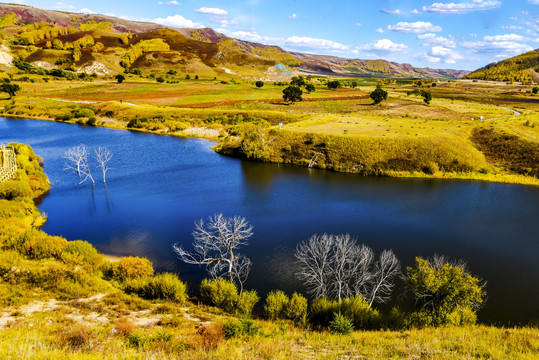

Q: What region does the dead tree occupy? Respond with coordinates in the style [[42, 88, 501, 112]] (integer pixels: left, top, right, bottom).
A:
[[64, 144, 95, 185], [173, 213, 253, 292], [368, 249, 401, 306], [295, 233, 400, 304], [94, 146, 113, 184]]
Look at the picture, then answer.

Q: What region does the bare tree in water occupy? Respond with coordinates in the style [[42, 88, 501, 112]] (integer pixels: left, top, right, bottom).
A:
[[295, 233, 400, 305], [94, 146, 113, 184], [173, 213, 253, 292], [64, 144, 95, 185]]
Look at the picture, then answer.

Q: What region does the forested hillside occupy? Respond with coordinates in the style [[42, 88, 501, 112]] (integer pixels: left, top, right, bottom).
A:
[[464, 50, 539, 83]]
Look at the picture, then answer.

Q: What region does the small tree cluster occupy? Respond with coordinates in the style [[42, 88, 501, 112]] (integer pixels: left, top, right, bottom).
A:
[[200, 278, 259, 316], [264, 290, 308, 322]]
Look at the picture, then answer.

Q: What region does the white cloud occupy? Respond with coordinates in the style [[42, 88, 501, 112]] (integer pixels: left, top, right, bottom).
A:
[[417, 33, 456, 48], [381, 9, 401, 14], [462, 34, 534, 58], [154, 14, 203, 28], [422, 0, 501, 14], [484, 34, 525, 41], [289, 14, 297, 19], [375, 28, 385, 33], [284, 36, 349, 51], [387, 21, 442, 34], [194, 7, 228, 16], [416, 46, 464, 64], [79, 8, 96, 14], [53, 2, 75, 10], [158, 1, 181, 5], [501, 25, 524, 30], [356, 23, 362, 27], [410, 9, 421, 14], [225, 31, 349, 52], [357, 39, 409, 55], [528, 0, 539, 4]]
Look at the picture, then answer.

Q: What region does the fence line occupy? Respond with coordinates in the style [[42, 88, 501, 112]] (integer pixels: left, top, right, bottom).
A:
[[0, 145, 17, 183]]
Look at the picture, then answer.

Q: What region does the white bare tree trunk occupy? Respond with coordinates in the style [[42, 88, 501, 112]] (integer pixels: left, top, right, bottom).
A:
[[94, 146, 113, 184], [173, 213, 253, 292]]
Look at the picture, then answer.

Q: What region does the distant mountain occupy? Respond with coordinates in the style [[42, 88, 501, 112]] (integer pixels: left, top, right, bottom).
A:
[[464, 50, 539, 83], [0, 4, 469, 80]]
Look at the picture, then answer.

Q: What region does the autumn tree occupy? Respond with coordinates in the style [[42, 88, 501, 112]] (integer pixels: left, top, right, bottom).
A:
[[404, 255, 486, 326]]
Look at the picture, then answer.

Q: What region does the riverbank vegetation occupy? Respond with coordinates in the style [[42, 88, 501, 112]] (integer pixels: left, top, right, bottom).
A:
[[1, 144, 538, 359], [0, 75, 538, 185]]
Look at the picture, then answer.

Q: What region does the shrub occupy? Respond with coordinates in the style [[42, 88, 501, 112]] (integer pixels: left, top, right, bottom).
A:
[[405, 256, 485, 327], [310, 298, 340, 327], [330, 312, 354, 335], [61, 240, 103, 271], [86, 117, 97, 126], [0, 180, 32, 200], [255, 80, 264, 88], [286, 292, 308, 322], [114, 317, 135, 336], [145, 273, 188, 304], [115, 256, 154, 279], [223, 318, 260, 339], [74, 107, 95, 118], [264, 290, 289, 320], [17, 228, 67, 259], [236, 290, 260, 316], [340, 296, 380, 330], [200, 278, 238, 313]]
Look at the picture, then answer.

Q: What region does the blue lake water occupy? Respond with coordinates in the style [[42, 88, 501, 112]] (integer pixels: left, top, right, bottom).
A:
[[1, 117, 538, 325]]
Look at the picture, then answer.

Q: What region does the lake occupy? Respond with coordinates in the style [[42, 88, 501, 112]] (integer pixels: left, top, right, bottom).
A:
[[1, 117, 538, 325]]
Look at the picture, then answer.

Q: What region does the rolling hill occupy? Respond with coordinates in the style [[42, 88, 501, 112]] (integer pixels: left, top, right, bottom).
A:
[[0, 4, 469, 80], [464, 49, 539, 83]]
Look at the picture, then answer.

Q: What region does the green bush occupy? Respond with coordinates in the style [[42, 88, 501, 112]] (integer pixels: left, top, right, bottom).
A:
[[340, 296, 380, 330], [16, 228, 67, 260], [236, 290, 260, 316], [145, 273, 188, 304], [286, 292, 308, 322], [264, 290, 289, 320], [330, 312, 354, 335], [200, 278, 238, 313], [61, 240, 103, 271], [115, 256, 154, 280], [223, 318, 260, 339], [310, 298, 340, 327], [405, 257, 485, 327], [86, 117, 97, 126], [0, 180, 32, 200], [74, 107, 95, 118]]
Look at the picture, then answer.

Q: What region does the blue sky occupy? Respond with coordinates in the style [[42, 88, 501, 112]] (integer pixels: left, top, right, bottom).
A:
[[3, 0, 539, 70]]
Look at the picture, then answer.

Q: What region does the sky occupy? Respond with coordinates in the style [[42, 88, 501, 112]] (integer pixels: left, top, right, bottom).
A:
[[2, 0, 539, 70]]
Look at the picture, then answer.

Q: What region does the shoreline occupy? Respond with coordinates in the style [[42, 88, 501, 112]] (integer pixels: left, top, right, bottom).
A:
[[2, 111, 538, 187]]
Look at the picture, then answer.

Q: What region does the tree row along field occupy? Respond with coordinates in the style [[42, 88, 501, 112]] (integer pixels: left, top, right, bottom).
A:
[[0, 143, 538, 359]]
